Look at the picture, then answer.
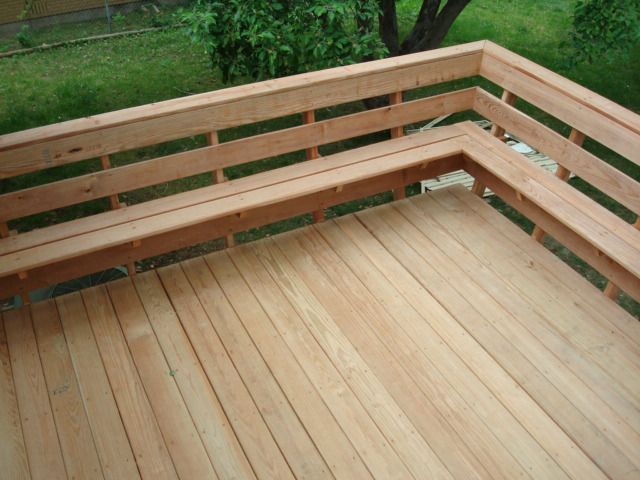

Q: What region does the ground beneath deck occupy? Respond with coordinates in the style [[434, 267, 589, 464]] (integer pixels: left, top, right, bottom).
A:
[[2, 186, 639, 480]]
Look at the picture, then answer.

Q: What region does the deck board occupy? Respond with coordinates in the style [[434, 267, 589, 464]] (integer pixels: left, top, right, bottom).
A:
[[2, 186, 638, 479]]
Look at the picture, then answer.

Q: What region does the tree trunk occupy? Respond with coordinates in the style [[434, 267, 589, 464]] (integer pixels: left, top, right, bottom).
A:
[[365, 0, 472, 110], [377, 0, 472, 56]]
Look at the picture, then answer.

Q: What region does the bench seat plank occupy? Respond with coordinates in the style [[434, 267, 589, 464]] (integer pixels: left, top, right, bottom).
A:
[[0, 137, 463, 278], [459, 124, 640, 279], [0, 126, 463, 258]]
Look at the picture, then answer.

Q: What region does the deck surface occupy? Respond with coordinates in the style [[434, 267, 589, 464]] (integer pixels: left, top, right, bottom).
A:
[[2, 186, 639, 480]]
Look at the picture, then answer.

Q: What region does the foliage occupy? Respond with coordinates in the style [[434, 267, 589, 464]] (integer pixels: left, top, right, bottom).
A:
[[15, 25, 34, 48], [179, 0, 387, 82], [567, 0, 640, 64]]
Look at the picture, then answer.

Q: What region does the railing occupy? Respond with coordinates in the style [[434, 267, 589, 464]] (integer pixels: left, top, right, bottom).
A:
[[0, 41, 638, 302]]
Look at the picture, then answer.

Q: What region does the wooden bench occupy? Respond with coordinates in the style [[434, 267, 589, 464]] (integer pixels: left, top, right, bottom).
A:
[[459, 121, 640, 299], [1, 41, 638, 304], [0, 127, 464, 298]]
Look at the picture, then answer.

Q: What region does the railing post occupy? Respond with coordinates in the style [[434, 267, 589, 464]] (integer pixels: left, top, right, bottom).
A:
[[206, 131, 235, 247], [101, 154, 136, 276], [302, 110, 325, 223], [603, 217, 639, 300], [0, 222, 8, 238], [471, 90, 517, 197], [531, 128, 585, 242], [100, 155, 122, 210], [389, 91, 406, 200]]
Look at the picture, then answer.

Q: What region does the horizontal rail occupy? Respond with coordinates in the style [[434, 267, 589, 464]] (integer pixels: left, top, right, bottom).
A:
[[483, 42, 640, 136], [473, 88, 640, 215], [480, 43, 640, 166], [0, 43, 484, 178], [0, 89, 475, 221], [0, 128, 462, 257]]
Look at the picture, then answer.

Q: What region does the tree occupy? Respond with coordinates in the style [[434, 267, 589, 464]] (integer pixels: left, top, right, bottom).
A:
[[567, 0, 640, 64], [376, 0, 471, 56], [180, 0, 473, 83]]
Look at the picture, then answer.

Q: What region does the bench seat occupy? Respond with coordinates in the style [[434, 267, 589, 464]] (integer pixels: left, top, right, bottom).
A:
[[0, 126, 464, 296], [458, 122, 640, 298]]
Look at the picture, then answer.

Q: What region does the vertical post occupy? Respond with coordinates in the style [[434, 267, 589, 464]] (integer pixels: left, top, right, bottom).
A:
[[100, 155, 121, 210], [471, 90, 517, 197], [531, 128, 585, 242], [100, 155, 136, 276], [389, 91, 406, 200], [0, 222, 9, 239], [603, 217, 639, 300], [302, 110, 325, 223], [206, 131, 235, 247], [104, 0, 112, 33]]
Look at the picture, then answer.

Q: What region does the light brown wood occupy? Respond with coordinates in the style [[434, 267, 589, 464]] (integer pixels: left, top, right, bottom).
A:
[[302, 109, 325, 223], [291, 227, 519, 479], [55, 292, 141, 480], [0, 157, 461, 298], [156, 263, 295, 480], [0, 45, 483, 178], [228, 244, 416, 478], [3, 307, 68, 480], [3, 42, 640, 478], [0, 126, 462, 258], [205, 252, 375, 479], [30, 300, 104, 479], [471, 89, 516, 196], [473, 88, 640, 215], [480, 46, 640, 166], [99, 155, 135, 275], [206, 131, 234, 247], [0, 139, 463, 279], [386, 194, 639, 476], [255, 237, 454, 479], [531, 128, 587, 242], [604, 217, 640, 300], [181, 257, 331, 478], [132, 271, 257, 480], [482, 41, 640, 137], [464, 160, 640, 300], [3, 193, 639, 479], [0, 314, 30, 479], [82, 285, 179, 479], [459, 124, 640, 282], [106, 278, 218, 479], [389, 91, 407, 200], [0, 89, 474, 223], [430, 187, 640, 416], [350, 205, 622, 478], [100, 155, 121, 210]]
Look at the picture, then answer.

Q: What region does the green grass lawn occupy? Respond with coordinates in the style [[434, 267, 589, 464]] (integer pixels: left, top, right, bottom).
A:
[[0, 0, 638, 314]]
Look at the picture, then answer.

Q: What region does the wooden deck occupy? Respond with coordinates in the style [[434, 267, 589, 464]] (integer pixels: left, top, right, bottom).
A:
[[2, 186, 639, 480]]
